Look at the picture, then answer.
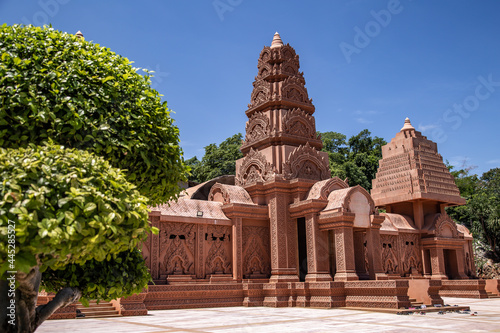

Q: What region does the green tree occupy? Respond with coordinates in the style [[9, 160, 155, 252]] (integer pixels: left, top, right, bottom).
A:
[[447, 167, 500, 261], [0, 24, 188, 332], [319, 129, 386, 190], [0, 24, 188, 205], [0, 144, 153, 332], [188, 133, 243, 183]]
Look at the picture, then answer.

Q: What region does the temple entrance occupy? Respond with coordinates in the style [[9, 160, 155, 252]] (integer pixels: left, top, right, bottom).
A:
[[297, 217, 308, 282], [443, 249, 459, 279], [423, 249, 432, 277], [353, 230, 369, 279]]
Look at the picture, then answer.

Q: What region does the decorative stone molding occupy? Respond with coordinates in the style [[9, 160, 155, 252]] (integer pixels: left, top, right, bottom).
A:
[[281, 76, 312, 105], [245, 111, 270, 144], [159, 222, 196, 276], [235, 148, 275, 186], [242, 226, 271, 278], [249, 80, 271, 109], [282, 108, 315, 139], [206, 225, 232, 275], [208, 183, 254, 205], [282, 143, 330, 181], [435, 213, 460, 238]]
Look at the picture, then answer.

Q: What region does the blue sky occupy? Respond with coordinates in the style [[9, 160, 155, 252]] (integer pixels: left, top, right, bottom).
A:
[[1, 0, 499, 175]]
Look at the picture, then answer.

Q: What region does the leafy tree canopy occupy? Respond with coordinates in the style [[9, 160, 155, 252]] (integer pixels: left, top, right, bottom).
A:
[[0, 143, 154, 331], [447, 167, 500, 260], [0, 24, 188, 205], [187, 133, 243, 183], [319, 129, 386, 190]]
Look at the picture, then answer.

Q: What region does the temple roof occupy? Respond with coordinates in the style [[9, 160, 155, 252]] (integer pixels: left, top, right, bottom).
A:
[[371, 118, 465, 207], [380, 213, 418, 234], [151, 198, 229, 221], [271, 32, 283, 48]]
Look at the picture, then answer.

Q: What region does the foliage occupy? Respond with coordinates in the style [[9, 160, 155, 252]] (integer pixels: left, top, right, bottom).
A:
[[187, 133, 243, 183], [447, 167, 500, 260], [42, 248, 150, 306], [0, 24, 188, 205], [0, 143, 153, 277], [319, 129, 386, 190]]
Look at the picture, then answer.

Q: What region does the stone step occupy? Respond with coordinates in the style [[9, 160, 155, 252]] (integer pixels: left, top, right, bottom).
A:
[[75, 301, 121, 319], [76, 313, 121, 319]]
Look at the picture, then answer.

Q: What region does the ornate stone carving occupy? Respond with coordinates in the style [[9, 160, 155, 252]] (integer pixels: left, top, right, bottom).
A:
[[242, 226, 270, 278], [249, 80, 271, 109], [245, 111, 270, 144], [282, 143, 330, 180], [282, 108, 315, 139], [434, 213, 459, 238], [281, 76, 311, 105], [159, 222, 196, 276], [399, 233, 422, 276], [380, 235, 399, 274], [206, 225, 232, 275], [235, 148, 275, 186]]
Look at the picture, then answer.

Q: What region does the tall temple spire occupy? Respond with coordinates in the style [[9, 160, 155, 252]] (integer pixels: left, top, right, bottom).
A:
[[270, 32, 283, 48], [235, 34, 330, 186]]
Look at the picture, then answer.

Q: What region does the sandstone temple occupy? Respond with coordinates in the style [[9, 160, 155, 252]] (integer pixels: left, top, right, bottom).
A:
[[115, 33, 497, 315]]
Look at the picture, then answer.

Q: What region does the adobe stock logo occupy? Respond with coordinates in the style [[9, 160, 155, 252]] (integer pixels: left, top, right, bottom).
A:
[[213, 0, 243, 22], [424, 74, 500, 144], [339, 0, 412, 64], [21, 0, 71, 27]]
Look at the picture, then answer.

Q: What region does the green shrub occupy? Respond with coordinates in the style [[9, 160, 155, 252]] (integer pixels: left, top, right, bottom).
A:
[[0, 24, 188, 205], [0, 143, 152, 276]]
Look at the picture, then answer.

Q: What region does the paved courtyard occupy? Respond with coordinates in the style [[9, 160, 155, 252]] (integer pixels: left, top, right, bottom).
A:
[[37, 297, 500, 333]]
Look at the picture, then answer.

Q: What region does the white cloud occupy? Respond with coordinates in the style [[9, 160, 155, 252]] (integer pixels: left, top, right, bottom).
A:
[[355, 117, 373, 124], [417, 123, 440, 132]]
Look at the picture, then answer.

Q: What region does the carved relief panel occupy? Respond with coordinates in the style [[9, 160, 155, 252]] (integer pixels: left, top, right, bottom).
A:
[[159, 222, 196, 276], [205, 225, 232, 275], [242, 226, 271, 278], [282, 108, 315, 139], [380, 234, 399, 275], [245, 111, 270, 144], [235, 148, 275, 186], [399, 233, 422, 276], [282, 143, 330, 181]]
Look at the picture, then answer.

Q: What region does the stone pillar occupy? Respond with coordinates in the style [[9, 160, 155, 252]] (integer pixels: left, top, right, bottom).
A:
[[454, 248, 469, 279], [269, 193, 298, 282], [333, 224, 358, 281], [412, 201, 424, 230], [366, 215, 387, 280], [150, 216, 160, 280], [232, 218, 243, 282], [305, 214, 332, 282], [430, 248, 447, 279], [196, 224, 206, 279]]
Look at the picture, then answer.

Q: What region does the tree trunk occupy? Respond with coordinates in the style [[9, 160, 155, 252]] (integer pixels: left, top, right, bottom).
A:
[[1, 267, 81, 333]]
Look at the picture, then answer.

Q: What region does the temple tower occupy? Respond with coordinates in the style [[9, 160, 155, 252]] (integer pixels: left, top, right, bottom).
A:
[[372, 118, 469, 279], [236, 32, 330, 184], [235, 33, 330, 288]]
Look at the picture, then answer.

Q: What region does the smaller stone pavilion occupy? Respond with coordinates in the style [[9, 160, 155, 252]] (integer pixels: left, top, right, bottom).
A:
[[124, 33, 492, 315]]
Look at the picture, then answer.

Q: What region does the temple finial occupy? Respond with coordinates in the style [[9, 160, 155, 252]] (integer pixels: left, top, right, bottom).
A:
[[270, 32, 283, 48], [400, 117, 415, 131]]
